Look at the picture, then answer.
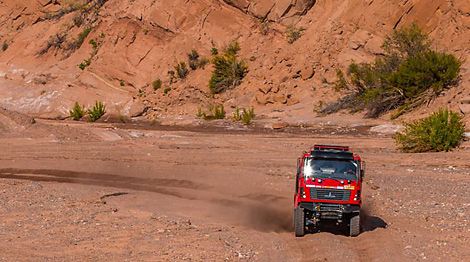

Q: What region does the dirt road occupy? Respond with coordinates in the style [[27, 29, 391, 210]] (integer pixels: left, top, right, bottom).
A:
[[0, 118, 469, 261]]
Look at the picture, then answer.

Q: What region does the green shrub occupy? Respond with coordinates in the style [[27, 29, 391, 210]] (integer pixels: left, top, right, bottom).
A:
[[286, 25, 305, 44], [394, 109, 465, 153], [198, 57, 209, 69], [241, 107, 255, 125], [39, 33, 66, 54], [70, 102, 85, 120], [208, 40, 248, 94], [213, 104, 225, 119], [78, 57, 91, 70], [76, 27, 92, 48], [231, 106, 254, 124], [163, 87, 171, 94], [152, 79, 162, 90], [333, 69, 347, 92], [388, 51, 460, 99], [232, 107, 241, 122], [197, 104, 225, 120], [188, 50, 200, 70], [187, 50, 210, 70], [142, 28, 148, 35], [89, 39, 98, 49], [321, 23, 461, 118], [167, 70, 176, 84], [196, 108, 204, 118], [174, 61, 189, 80], [88, 101, 106, 122], [72, 13, 84, 27]]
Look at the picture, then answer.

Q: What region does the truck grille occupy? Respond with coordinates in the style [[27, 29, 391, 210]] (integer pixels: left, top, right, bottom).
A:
[[310, 188, 351, 201]]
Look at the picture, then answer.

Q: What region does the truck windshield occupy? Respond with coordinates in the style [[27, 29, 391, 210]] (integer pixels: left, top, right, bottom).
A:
[[303, 158, 357, 181]]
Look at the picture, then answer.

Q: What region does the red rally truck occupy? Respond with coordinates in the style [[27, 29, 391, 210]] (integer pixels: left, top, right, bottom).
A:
[[294, 144, 365, 237]]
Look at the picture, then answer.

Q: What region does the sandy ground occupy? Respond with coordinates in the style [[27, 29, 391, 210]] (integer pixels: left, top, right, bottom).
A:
[[0, 116, 469, 261]]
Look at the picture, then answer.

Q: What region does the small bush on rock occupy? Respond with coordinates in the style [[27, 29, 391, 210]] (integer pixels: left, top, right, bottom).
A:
[[187, 50, 200, 70], [232, 107, 241, 122], [70, 102, 85, 120], [286, 25, 305, 44], [88, 101, 106, 122], [394, 108, 465, 152], [174, 61, 189, 80], [196, 104, 225, 120], [209, 40, 248, 94], [241, 107, 255, 125], [152, 79, 162, 90]]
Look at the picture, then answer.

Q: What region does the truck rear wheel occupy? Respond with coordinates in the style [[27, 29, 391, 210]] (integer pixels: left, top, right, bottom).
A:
[[294, 207, 305, 237], [349, 213, 360, 237]]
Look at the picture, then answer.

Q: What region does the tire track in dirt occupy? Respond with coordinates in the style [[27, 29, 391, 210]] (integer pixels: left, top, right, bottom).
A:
[[0, 168, 293, 233]]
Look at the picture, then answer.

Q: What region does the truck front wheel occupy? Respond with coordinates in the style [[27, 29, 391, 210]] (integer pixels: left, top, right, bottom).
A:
[[294, 207, 305, 237], [349, 213, 361, 237]]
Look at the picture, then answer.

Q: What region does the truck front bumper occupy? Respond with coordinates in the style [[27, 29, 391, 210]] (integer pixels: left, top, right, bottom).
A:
[[300, 202, 360, 219]]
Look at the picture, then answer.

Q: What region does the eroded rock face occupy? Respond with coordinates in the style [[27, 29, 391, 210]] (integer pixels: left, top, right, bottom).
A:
[[222, 0, 316, 21], [1, 0, 470, 120]]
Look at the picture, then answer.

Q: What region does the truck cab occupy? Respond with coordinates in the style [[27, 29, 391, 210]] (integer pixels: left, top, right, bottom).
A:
[[294, 144, 365, 237]]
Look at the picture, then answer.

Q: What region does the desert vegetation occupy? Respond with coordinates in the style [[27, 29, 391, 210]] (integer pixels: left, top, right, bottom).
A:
[[87, 101, 106, 122], [187, 50, 209, 70], [231, 107, 255, 125], [208, 40, 248, 94], [69, 101, 106, 121], [174, 62, 189, 80], [196, 104, 225, 120], [78, 37, 101, 70], [39, 0, 108, 56], [286, 25, 305, 44], [321, 23, 461, 118], [152, 79, 162, 91], [69, 102, 86, 120], [394, 109, 465, 152]]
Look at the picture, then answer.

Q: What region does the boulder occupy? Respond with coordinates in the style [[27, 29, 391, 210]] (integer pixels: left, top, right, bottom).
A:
[[287, 96, 300, 105], [255, 94, 268, 105], [302, 66, 315, 80], [129, 102, 150, 117], [271, 121, 289, 129], [459, 104, 470, 115], [272, 94, 287, 104], [348, 29, 370, 50], [460, 96, 470, 104]]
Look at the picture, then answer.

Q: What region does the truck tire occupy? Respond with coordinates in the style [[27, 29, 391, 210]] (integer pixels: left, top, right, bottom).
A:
[[349, 213, 360, 237], [294, 207, 305, 237]]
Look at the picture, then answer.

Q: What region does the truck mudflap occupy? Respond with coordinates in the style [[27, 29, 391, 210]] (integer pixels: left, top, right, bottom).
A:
[[299, 202, 360, 214]]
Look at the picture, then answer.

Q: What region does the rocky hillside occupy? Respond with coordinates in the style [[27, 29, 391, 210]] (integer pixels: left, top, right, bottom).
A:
[[0, 0, 469, 123]]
